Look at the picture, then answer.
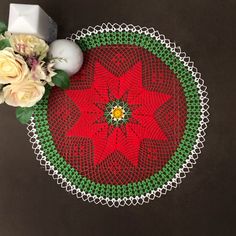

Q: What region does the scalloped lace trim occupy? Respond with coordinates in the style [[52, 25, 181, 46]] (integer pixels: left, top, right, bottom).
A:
[[27, 23, 209, 207]]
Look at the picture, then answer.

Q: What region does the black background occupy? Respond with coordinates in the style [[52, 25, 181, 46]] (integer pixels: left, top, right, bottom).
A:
[[0, 0, 235, 235]]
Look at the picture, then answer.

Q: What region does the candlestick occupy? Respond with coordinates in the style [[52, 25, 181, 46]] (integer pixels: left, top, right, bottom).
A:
[[8, 3, 57, 42]]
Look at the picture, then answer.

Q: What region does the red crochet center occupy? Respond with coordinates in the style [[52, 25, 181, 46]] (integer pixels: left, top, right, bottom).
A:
[[47, 45, 187, 185]]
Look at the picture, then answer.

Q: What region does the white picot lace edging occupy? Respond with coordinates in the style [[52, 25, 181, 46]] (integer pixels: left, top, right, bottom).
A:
[[27, 23, 210, 207]]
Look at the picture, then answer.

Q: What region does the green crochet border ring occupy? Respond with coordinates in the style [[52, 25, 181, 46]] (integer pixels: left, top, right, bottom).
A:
[[31, 27, 205, 203]]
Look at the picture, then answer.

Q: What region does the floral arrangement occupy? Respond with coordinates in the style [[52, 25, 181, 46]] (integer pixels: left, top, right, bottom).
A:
[[0, 21, 70, 124]]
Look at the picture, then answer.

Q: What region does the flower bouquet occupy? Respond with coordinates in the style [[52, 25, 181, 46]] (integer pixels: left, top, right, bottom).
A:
[[0, 21, 70, 124]]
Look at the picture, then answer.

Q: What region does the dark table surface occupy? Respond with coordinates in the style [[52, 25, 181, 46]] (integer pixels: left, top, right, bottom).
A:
[[0, 0, 235, 235]]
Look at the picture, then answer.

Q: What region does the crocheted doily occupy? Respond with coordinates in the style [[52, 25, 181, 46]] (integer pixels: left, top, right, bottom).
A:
[[28, 23, 209, 207]]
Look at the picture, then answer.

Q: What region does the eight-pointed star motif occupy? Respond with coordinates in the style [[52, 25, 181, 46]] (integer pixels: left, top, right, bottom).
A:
[[66, 62, 171, 166]]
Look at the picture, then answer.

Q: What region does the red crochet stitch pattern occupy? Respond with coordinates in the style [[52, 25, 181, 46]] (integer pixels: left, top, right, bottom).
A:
[[47, 45, 187, 185]]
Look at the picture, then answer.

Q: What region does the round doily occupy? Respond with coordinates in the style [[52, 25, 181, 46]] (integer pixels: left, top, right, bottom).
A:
[[28, 23, 209, 207]]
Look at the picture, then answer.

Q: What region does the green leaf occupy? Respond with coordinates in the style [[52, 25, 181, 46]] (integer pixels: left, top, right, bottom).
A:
[[44, 85, 51, 97], [52, 70, 70, 89], [0, 39, 11, 50], [0, 21, 7, 34], [16, 107, 34, 125]]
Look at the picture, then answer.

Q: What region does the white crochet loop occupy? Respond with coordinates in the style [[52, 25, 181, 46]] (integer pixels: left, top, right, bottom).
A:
[[27, 23, 209, 207]]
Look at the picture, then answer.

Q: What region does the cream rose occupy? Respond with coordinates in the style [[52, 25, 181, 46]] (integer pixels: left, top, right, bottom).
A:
[[9, 34, 49, 60], [3, 78, 45, 107], [0, 47, 29, 84], [0, 84, 4, 103]]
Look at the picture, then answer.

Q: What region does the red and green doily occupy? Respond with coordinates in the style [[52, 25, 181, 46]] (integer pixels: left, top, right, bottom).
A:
[[28, 23, 209, 207]]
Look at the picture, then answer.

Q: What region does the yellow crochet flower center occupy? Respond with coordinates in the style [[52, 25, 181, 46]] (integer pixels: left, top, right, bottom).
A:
[[112, 107, 123, 119]]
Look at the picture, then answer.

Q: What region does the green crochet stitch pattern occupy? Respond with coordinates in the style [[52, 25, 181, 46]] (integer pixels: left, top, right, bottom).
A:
[[33, 31, 201, 199]]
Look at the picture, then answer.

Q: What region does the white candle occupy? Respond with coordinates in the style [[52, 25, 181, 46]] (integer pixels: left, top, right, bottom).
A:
[[8, 3, 57, 42]]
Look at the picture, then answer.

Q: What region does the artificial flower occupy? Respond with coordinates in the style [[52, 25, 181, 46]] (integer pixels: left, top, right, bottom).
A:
[[0, 87, 4, 104], [31, 62, 47, 82], [9, 34, 49, 60], [3, 75, 45, 107], [45, 61, 57, 84], [0, 31, 11, 40], [30, 61, 56, 85], [0, 47, 29, 84]]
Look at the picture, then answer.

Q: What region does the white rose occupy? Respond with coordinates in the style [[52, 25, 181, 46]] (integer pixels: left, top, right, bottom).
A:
[[3, 77, 45, 107]]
